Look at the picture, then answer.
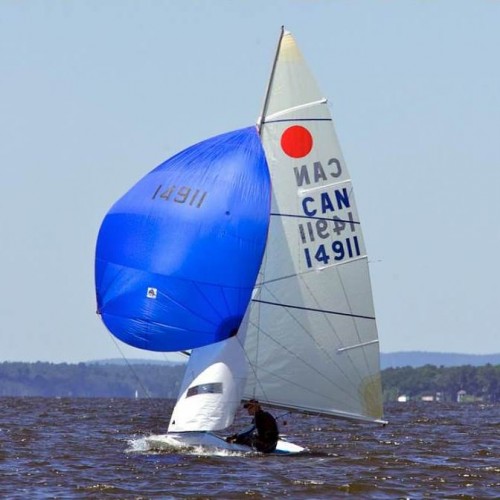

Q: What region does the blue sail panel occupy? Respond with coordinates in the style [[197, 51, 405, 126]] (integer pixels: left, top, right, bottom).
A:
[[95, 127, 271, 352]]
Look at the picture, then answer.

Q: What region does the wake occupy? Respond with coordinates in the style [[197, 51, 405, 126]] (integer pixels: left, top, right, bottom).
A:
[[126, 435, 253, 457]]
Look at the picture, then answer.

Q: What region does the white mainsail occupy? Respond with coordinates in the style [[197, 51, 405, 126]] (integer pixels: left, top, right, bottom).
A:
[[244, 30, 384, 423]]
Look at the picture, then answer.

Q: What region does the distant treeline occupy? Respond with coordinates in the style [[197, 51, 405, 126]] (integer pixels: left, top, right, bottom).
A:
[[0, 362, 499, 402], [382, 364, 500, 402], [0, 362, 185, 398], [380, 351, 500, 369]]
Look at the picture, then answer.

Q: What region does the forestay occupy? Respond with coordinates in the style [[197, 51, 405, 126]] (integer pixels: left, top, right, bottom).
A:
[[244, 30, 384, 423]]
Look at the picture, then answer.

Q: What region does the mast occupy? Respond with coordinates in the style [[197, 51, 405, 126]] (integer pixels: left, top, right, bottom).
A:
[[257, 26, 285, 135]]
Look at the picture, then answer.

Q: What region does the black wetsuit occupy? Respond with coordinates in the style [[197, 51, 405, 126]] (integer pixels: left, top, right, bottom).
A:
[[231, 409, 279, 453], [253, 409, 279, 453]]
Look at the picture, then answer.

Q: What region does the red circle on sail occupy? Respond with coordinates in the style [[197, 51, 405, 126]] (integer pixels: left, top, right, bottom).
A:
[[280, 125, 313, 158]]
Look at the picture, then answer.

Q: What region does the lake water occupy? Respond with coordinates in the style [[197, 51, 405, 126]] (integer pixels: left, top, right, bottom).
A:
[[0, 398, 498, 498]]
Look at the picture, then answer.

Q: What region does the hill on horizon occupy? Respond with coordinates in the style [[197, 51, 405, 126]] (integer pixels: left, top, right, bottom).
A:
[[380, 351, 500, 369], [86, 351, 500, 370], [89, 357, 186, 366]]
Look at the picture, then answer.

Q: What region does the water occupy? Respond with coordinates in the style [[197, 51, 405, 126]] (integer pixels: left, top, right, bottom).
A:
[[0, 398, 498, 498]]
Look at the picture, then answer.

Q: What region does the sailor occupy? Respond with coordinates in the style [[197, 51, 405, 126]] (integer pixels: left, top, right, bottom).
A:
[[226, 399, 279, 453]]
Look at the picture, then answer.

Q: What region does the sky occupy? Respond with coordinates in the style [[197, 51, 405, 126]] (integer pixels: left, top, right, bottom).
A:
[[1, 0, 499, 363]]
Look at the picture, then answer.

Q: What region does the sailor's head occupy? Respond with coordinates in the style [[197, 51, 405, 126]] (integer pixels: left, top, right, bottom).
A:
[[243, 399, 260, 414]]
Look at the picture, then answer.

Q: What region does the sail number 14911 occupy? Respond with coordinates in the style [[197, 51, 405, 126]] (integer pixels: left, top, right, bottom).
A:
[[152, 184, 207, 208], [303, 236, 361, 268]]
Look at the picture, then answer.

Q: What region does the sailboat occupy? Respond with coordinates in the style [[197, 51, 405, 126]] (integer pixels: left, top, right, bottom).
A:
[[95, 28, 385, 455]]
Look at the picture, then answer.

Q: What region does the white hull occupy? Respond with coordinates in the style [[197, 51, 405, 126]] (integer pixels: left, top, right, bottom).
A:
[[145, 432, 305, 455]]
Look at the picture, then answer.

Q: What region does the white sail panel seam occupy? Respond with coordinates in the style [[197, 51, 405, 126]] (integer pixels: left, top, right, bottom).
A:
[[334, 266, 375, 384], [257, 280, 367, 388], [295, 273, 370, 387], [247, 317, 363, 405], [250, 359, 361, 407], [254, 256, 370, 285]]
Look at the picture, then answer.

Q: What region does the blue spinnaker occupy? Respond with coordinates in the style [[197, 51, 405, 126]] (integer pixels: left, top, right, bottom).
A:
[[95, 127, 271, 351]]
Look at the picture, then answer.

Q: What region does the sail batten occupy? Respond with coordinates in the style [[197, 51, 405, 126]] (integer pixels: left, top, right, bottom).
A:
[[298, 177, 354, 194], [263, 98, 328, 121], [337, 340, 380, 353]]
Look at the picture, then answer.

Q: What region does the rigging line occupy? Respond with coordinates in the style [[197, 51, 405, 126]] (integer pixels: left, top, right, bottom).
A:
[[255, 283, 362, 395], [227, 334, 256, 406], [313, 276, 366, 388], [156, 286, 219, 328], [241, 344, 262, 401], [190, 281, 227, 324], [248, 269, 270, 402], [255, 272, 297, 287], [247, 295, 362, 404], [102, 312, 194, 338], [239, 325, 271, 404], [270, 212, 361, 225], [295, 273, 366, 387], [254, 258, 362, 287], [208, 319, 274, 409], [248, 357, 351, 406], [159, 278, 252, 335], [335, 265, 374, 382], [178, 278, 255, 330], [219, 282, 238, 327], [246, 317, 361, 405], [257, 26, 284, 134], [293, 260, 363, 386], [241, 269, 288, 405], [95, 264, 126, 314], [108, 334, 154, 401], [254, 283, 370, 398], [247, 245, 371, 400], [347, 183, 355, 212], [294, 248, 378, 390], [252, 299, 375, 321], [254, 259, 366, 287]]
